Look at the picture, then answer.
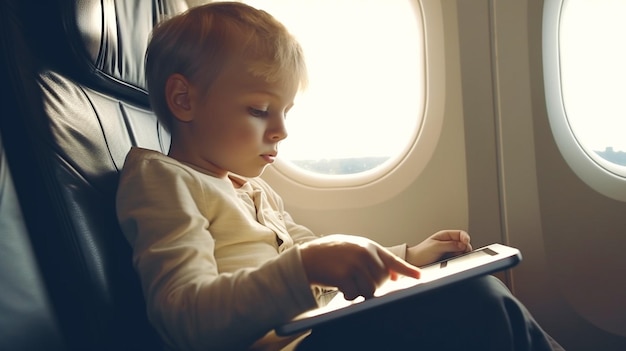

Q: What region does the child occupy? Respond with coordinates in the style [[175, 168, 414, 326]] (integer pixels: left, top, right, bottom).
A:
[[116, 2, 565, 351]]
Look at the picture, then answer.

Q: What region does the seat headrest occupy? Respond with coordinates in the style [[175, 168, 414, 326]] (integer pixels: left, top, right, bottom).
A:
[[31, 0, 189, 106]]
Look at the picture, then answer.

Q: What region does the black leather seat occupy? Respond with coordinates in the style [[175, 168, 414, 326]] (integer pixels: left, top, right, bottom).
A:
[[0, 0, 188, 349], [0, 3, 67, 350], [0, 139, 68, 351]]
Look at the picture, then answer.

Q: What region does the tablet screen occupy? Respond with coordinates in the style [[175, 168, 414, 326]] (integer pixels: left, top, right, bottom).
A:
[[276, 243, 521, 336]]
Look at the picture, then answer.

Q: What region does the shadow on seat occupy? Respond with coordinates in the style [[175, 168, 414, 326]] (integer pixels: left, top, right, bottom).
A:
[[0, 0, 188, 350], [0, 137, 68, 351]]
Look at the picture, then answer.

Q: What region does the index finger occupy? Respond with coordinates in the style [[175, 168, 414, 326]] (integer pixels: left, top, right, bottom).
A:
[[377, 247, 421, 279]]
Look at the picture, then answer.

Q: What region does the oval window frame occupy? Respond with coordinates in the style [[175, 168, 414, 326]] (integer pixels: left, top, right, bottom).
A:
[[543, 0, 626, 202], [262, 0, 445, 209]]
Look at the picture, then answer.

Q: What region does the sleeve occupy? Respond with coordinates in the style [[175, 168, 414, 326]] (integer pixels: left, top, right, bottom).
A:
[[387, 243, 408, 260], [116, 157, 317, 351]]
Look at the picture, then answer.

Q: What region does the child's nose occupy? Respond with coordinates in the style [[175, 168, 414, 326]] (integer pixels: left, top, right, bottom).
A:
[[269, 119, 288, 141]]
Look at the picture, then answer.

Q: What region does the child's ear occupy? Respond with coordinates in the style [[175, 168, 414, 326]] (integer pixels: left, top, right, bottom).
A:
[[165, 74, 194, 122]]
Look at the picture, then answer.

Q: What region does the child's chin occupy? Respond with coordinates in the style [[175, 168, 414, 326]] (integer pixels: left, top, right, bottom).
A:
[[240, 167, 267, 178]]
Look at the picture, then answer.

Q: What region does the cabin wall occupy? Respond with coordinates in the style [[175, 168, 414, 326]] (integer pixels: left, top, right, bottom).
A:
[[264, 1, 626, 350], [462, 1, 626, 350]]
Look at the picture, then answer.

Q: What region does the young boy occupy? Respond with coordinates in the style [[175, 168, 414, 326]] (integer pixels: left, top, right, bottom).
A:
[[116, 2, 565, 351]]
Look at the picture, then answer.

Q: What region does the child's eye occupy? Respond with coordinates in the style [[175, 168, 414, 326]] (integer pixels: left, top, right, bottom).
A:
[[248, 107, 269, 118]]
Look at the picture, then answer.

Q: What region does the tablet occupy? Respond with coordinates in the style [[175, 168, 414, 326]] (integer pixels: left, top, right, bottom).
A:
[[275, 242, 522, 336]]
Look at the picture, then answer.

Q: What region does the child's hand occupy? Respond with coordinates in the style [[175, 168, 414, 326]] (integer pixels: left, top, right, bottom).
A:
[[300, 235, 421, 301], [406, 230, 472, 267]]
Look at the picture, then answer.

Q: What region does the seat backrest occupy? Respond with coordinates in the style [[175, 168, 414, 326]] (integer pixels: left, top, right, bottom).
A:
[[0, 3, 67, 350], [1, 0, 188, 349], [0, 140, 68, 351]]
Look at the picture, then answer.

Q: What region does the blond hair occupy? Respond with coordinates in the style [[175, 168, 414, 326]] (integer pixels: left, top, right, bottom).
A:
[[145, 2, 308, 130]]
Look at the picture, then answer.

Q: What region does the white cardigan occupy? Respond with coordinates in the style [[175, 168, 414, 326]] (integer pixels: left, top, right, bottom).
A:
[[116, 147, 406, 351]]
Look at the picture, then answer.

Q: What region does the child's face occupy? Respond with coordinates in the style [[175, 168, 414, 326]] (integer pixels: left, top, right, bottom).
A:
[[180, 62, 297, 179]]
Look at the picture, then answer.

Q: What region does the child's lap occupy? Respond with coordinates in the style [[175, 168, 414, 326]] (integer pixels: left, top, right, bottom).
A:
[[295, 275, 529, 351]]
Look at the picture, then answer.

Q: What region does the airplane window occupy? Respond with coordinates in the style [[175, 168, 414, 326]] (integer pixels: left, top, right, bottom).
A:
[[559, 0, 626, 173], [220, 0, 425, 178], [544, 0, 626, 201]]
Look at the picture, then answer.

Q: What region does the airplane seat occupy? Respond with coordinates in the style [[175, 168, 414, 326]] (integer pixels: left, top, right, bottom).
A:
[[0, 139, 68, 351], [0, 0, 187, 350], [0, 3, 68, 351]]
